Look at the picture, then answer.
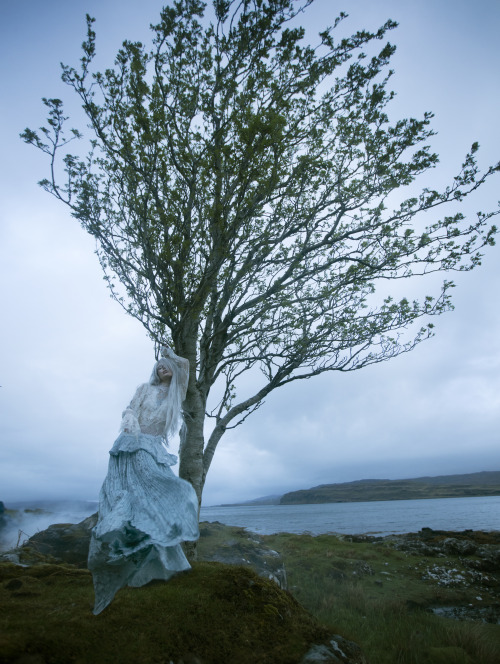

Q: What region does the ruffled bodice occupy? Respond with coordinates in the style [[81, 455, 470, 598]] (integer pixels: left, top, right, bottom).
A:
[[110, 432, 178, 466], [120, 383, 172, 437]]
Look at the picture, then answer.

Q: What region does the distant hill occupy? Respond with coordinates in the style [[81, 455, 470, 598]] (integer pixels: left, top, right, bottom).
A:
[[219, 494, 282, 507], [280, 471, 500, 504]]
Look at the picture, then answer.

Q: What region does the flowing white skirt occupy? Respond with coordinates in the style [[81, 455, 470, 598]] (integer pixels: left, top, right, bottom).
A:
[[88, 433, 199, 614]]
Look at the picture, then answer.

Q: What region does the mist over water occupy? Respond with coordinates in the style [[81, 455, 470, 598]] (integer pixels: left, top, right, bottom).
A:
[[0, 500, 98, 551]]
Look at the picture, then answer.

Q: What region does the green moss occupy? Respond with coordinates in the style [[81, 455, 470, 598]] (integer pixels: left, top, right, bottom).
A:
[[0, 561, 329, 664]]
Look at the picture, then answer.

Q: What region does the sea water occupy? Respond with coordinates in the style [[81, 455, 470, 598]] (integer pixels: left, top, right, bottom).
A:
[[1, 495, 499, 551], [200, 495, 500, 536]]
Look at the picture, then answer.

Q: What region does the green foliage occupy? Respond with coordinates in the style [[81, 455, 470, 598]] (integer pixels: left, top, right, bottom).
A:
[[21, 0, 499, 495]]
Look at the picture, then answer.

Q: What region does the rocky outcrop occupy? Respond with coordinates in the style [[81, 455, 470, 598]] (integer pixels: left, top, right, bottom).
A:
[[15, 514, 98, 567], [386, 528, 500, 563], [386, 528, 500, 624], [197, 521, 287, 589], [0, 515, 287, 589]]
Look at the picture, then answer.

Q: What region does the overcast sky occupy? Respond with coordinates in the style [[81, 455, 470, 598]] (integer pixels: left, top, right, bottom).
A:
[[1, 0, 499, 507]]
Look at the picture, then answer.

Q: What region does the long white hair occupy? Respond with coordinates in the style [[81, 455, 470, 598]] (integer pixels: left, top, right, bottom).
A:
[[149, 358, 185, 440]]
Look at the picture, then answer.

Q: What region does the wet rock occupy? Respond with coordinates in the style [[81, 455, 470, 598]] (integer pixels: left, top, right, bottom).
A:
[[429, 604, 500, 624], [442, 537, 477, 556], [389, 537, 439, 557], [468, 546, 500, 572], [421, 565, 468, 586], [421, 561, 493, 589], [389, 528, 500, 561], [8, 514, 98, 567], [197, 521, 288, 589], [300, 635, 367, 663], [343, 534, 383, 544]]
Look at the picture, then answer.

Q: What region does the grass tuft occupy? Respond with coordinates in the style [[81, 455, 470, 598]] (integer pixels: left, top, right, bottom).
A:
[[263, 531, 500, 664]]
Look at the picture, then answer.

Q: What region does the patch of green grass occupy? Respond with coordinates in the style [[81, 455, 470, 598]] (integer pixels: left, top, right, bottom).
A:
[[263, 532, 500, 664]]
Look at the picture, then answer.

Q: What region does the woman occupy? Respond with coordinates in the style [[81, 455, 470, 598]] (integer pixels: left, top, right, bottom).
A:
[[88, 346, 199, 615]]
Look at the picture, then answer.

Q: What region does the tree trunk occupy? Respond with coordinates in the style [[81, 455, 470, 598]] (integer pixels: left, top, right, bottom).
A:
[[178, 403, 205, 507], [178, 369, 206, 560]]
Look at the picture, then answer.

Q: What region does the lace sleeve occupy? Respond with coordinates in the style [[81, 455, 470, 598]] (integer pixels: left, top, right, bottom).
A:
[[160, 346, 190, 400], [119, 384, 146, 434]]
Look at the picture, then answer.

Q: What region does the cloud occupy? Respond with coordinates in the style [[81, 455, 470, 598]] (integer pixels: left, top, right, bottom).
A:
[[1, 0, 499, 507]]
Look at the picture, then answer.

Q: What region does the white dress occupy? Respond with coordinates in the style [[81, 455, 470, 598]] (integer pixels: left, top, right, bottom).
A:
[[88, 351, 199, 615]]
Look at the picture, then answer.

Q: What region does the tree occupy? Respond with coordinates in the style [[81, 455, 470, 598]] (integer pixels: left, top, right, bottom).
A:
[[22, 0, 498, 512]]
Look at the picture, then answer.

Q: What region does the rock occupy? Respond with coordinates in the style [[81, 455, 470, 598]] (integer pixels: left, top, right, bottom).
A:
[[343, 534, 383, 544], [442, 538, 477, 556], [2, 516, 288, 590], [197, 521, 287, 589], [301, 635, 368, 663], [0, 552, 27, 566], [300, 634, 367, 664], [388, 528, 500, 562], [429, 604, 500, 624], [468, 546, 500, 572], [5, 513, 99, 567]]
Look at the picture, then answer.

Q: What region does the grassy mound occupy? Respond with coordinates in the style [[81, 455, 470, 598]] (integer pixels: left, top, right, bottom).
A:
[[0, 561, 330, 664]]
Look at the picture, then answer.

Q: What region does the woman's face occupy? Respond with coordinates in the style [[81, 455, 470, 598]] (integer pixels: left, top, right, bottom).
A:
[[157, 364, 173, 383]]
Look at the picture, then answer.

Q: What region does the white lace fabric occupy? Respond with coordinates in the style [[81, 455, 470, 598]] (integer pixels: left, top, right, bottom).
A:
[[120, 347, 189, 440]]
